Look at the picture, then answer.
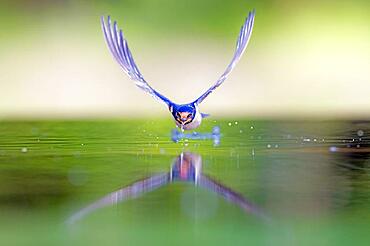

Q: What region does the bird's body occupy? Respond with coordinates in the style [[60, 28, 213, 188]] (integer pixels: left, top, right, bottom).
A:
[[101, 10, 255, 130], [171, 104, 202, 130], [181, 107, 202, 130]]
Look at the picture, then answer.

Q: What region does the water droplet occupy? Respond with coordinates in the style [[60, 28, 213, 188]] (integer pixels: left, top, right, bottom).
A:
[[21, 147, 28, 153], [250, 126, 254, 130], [329, 146, 337, 152], [357, 130, 364, 137], [234, 121, 238, 125], [239, 130, 243, 133], [267, 144, 271, 148], [228, 122, 232, 126]]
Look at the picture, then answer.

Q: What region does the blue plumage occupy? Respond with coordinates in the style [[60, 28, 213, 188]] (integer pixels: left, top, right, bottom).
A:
[[101, 10, 255, 130]]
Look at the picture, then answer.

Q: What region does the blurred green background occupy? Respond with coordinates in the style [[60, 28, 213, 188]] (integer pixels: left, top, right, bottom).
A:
[[0, 0, 369, 118]]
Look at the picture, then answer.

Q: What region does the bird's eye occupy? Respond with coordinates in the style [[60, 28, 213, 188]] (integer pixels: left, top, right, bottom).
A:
[[188, 114, 193, 118]]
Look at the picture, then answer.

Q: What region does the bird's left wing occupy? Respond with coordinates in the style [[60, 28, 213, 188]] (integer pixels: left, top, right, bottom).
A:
[[194, 10, 255, 105], [101, 16, 172, 106]]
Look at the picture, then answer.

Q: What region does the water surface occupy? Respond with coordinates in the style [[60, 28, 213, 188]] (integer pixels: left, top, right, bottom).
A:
[[0, 119, 369, 245]]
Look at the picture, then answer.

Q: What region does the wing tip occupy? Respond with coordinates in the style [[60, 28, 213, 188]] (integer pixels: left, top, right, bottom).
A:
[[100, 15, 114, 26], [100, 15, 108, 28], [249, 9, 256, 18], [246, 9, 256, 23]]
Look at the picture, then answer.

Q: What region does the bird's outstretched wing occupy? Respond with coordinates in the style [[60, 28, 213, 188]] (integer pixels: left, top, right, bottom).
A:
[[101, 16, 172, 106], [194, 10, 255, 105]]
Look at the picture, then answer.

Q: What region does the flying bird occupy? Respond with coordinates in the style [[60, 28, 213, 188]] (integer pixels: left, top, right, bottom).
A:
[[101, 10, 255, 130]]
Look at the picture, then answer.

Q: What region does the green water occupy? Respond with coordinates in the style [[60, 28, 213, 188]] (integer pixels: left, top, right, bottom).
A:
[[0, 119, 369, 245]]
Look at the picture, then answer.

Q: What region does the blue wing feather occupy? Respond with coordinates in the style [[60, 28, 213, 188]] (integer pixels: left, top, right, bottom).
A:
[[101, 16, 172, 106], [194, 10, 255, 105]]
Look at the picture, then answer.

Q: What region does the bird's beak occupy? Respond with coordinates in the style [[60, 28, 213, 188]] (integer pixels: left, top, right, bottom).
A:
[[178, 112, 190, 124]]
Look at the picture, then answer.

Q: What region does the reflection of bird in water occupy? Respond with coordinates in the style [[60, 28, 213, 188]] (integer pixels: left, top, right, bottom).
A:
[[101, 10, 255, 130], [67, 152, 267, 224]]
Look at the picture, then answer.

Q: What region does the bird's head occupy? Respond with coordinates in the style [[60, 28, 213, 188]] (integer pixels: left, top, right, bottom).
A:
[[169, 104, 196, 126]]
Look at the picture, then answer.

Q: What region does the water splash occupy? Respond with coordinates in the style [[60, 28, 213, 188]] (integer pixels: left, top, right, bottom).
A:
[[171, 126, 221, 146]]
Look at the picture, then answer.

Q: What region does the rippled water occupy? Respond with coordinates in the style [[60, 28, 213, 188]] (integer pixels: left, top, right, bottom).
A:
[[0, 119, 369, 245]]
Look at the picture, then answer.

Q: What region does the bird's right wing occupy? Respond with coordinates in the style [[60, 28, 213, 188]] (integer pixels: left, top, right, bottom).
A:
[[101, 16, 172, 106]]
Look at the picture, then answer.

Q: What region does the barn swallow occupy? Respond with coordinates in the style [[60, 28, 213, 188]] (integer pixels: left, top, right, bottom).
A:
[[101, 10, 255, 130]]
